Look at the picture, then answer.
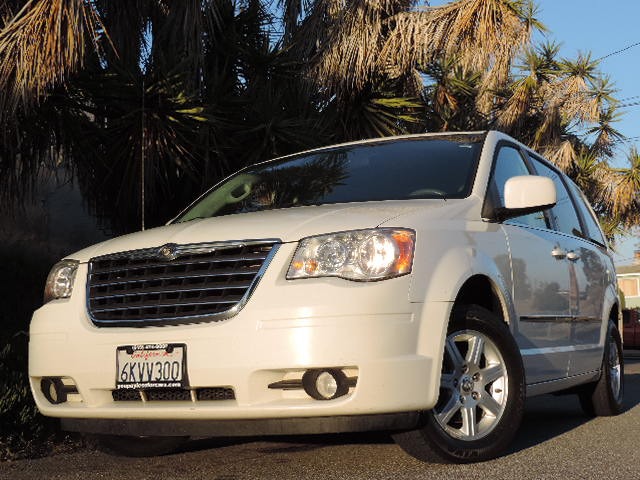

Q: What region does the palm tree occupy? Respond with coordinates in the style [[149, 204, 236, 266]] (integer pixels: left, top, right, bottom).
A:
[[604, 147, 640, 228], [0, 0, 638, 236], [280, 0, 541, 138], [0, 0, 328, 231], [421, 55, 483, 131], [0, 0, 537, 231]]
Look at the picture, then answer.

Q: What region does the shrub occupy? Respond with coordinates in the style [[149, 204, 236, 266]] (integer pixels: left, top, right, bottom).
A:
[[0, 243, 69, 460]]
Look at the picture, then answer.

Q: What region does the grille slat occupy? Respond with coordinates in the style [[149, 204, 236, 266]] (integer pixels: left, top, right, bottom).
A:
[[87, 240, 278, 327], [90, 269, 259, 289], [92, 297, 241, 313], [93, 253, 269, 275], [92, 282, 253, 300]]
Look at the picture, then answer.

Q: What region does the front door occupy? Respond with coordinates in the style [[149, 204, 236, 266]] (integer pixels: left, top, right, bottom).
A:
[[505, 224, 573, 383], [487, 145, 572, 384]]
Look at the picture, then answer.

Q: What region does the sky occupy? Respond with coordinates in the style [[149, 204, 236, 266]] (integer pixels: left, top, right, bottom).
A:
[[430, 0, 640, 265]]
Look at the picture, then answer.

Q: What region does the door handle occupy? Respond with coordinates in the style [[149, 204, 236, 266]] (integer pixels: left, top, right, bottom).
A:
[[566, 251, 580, 262], [551, 247, 566, 259]]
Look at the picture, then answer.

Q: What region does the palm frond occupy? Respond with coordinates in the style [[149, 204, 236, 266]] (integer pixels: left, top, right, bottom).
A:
[[557, 52, 601, 122], [94, 0, 150, 71], [0, 0, 13, 27], [587, 106, 624, 157], [0, 0, 105, 120], [322, 92, 423, 142], [278, 0, 316, 40], [545, 138, 577, 172], [495, 72, 537, 133], [584, 75, 617, 121], [310, 0, 414, 98], [383, 0, 540, 112]]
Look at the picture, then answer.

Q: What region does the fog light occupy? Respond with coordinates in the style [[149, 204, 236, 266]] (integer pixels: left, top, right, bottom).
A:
[[302, 369, 349, 400], [41, 377, 77, 405]]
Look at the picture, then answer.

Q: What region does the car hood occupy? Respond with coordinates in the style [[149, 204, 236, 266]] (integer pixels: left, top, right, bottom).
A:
[[68, 199, 473, 262]]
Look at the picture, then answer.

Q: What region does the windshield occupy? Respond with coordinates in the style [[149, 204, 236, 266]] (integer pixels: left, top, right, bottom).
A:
[[176, 135, 484, 222]]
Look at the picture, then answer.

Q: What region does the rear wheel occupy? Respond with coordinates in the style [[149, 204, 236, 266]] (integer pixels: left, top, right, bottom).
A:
[[90, 434, 187, 457], [578, 321, 624, 417], [393, 305, 525, 463]]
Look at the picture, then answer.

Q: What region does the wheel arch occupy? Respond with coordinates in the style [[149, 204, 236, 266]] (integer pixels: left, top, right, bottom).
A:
[[414, 270, 517, 411], [609, 301, 621, 331], [452, 274, 509, 326], [601, 285, 622, 347], [415, 264, 515, 357]]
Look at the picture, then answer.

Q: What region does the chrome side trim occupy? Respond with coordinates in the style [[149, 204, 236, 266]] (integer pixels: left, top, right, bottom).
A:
[[521, 344, 600, 356], [526, 370, 601, 397], [520, 315, 601, 324]]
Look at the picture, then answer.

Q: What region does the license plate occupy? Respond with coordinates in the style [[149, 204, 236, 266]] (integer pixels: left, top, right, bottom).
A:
[[116, 343, 187, 389]]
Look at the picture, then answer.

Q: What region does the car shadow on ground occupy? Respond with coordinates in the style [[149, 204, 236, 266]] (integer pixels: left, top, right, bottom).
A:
[[507, 367, 639, 455], [180, 365, 640, 458], [182, 431, 392, 456]]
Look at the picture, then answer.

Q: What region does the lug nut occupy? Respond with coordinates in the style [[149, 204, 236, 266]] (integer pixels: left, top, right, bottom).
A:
[[459, 395, 465, 404], [472, 391, 480, 400]]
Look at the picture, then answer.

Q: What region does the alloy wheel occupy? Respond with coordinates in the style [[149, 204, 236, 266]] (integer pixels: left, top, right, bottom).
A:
[[434, 330, 509, 441]]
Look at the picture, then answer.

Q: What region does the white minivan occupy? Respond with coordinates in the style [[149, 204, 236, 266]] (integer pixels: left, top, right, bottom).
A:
[[30, 131, 623, 462]]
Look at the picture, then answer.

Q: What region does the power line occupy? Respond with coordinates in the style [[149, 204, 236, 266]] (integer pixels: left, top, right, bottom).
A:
[[618, 100, 640, 109], [618, 94, 640, 103], [618, 136, 640, 142], [595, 41, 640, 61]]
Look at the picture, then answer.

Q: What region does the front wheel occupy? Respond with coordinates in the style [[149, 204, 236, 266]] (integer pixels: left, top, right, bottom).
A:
[[578, 321, 624, 417], [393, 305, 525, 463]]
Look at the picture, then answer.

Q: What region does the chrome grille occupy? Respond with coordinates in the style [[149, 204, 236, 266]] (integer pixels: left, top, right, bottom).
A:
[[87, 240, 279, 327]]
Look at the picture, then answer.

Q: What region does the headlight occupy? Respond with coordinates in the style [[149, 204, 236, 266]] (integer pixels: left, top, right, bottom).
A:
[[287, 229, 415, 281], [44, 260, 79, 303]]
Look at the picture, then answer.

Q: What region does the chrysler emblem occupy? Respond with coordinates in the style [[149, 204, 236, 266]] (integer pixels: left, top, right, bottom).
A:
[[158, 244, 179, 261]]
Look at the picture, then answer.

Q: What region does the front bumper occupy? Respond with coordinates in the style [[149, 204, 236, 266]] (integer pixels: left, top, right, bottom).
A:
[[30, 248, 451, 432], [30, 308, 437, 420]]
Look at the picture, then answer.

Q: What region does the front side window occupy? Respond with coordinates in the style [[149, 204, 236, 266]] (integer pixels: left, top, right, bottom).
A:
[[486, 145, 549, 229], [176, 136, 483, 222], [528, 156, 583, 238]]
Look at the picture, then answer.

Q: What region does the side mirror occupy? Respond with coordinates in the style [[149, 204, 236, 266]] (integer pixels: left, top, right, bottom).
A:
[[495, 175, 556, 221]]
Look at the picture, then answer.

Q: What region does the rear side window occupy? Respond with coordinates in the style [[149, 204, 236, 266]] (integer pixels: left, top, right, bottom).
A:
[[528, 156, 583, 238], [566, 179, 606, 246]]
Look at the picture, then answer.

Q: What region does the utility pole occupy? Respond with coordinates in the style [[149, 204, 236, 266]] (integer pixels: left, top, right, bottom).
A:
[[141, 78, 146, 231]]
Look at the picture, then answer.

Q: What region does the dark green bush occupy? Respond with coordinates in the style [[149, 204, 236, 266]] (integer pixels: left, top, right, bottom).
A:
[[0, 337, 57, 460], [0, 243, 67, 460]]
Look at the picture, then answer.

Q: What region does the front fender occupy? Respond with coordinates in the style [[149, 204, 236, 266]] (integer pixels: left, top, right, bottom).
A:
[[407, 221, 516, 405], [409, 221, 513, 313]]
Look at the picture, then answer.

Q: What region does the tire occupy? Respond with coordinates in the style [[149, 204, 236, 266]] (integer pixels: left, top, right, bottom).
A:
[[578, 321, 624, 417], [89, 434, 188, 457], [393, 305, 525, 463]]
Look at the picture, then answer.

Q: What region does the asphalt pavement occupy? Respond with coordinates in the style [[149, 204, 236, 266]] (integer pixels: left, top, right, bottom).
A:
[[3, 356, 640, 480]]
